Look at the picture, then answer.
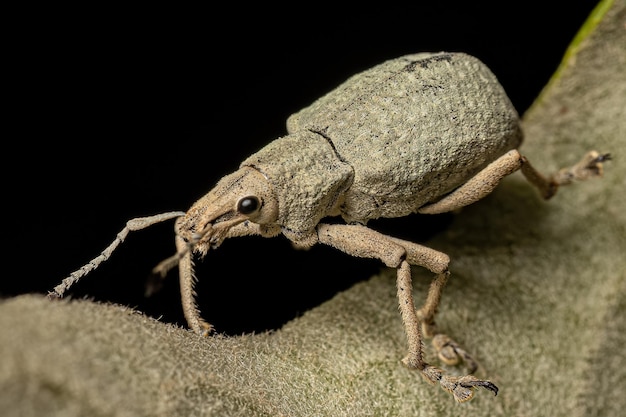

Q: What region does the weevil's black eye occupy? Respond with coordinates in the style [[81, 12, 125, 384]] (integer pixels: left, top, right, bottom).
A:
[[237, 196, 260, 215]]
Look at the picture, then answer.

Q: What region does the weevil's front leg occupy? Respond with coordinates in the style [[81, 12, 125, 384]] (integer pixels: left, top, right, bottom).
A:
[[174, 232, 212, 336], [48, 211, 186, 299], [174, 220, 281, 336], [317, 223, 497, 402]]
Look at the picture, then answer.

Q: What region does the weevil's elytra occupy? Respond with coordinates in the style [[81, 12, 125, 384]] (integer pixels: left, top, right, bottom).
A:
[[50, 52, 610, 403], [282, 53, 523, 227]]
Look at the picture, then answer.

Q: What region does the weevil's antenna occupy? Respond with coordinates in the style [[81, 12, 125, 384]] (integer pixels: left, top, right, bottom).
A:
[[49, 211, 186, 299]]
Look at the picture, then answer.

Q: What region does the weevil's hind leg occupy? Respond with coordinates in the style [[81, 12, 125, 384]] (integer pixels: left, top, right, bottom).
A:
[[418, 149, 610, 215], [317, 223, 497, 402], [48, 211, 186, 299]]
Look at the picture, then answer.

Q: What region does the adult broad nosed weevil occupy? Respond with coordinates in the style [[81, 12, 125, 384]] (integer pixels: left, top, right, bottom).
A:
[[50, 52, 610, 402]]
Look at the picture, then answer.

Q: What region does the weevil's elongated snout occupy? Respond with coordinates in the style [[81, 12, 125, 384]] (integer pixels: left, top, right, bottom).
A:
[[175, 166, 279, 256]]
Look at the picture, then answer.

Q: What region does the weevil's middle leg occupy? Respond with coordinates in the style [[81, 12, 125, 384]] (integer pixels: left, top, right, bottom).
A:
[[317, 223, 497, 402]]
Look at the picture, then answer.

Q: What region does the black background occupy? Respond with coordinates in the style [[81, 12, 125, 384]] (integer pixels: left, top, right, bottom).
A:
[[3, 1, 601, 334]]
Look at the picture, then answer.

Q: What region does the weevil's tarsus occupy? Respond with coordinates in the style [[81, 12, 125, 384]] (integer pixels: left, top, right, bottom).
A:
[[441, 374, 499, 402], [420, 366, 498, 403], [551, 151, 611, 185], [48, 211, 185, 300], [432, 334, 479, 374]]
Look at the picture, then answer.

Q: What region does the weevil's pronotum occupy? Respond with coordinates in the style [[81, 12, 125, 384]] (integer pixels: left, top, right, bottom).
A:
[[50, 52, 610, 402]]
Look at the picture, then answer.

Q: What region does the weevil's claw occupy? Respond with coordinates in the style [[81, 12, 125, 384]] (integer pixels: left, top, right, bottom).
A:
[[447, 376, 499, 402], [421, 366, 498, 402]]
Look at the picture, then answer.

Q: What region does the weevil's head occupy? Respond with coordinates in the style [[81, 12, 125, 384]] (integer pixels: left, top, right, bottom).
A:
[[176, 167, 278, 256]]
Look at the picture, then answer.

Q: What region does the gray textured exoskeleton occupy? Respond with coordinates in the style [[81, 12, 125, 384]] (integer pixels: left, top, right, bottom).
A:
[[51, 52, 610, 402]]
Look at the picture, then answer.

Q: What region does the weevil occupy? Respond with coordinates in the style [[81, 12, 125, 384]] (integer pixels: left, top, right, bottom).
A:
[[50, 52, 610, 402]]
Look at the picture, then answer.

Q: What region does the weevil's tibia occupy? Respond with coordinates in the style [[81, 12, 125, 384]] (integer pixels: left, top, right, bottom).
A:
[[48, 211, 185, 299]]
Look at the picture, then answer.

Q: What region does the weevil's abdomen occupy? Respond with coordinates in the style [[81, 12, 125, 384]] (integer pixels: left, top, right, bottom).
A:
[[287, 52, 523, 223]]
